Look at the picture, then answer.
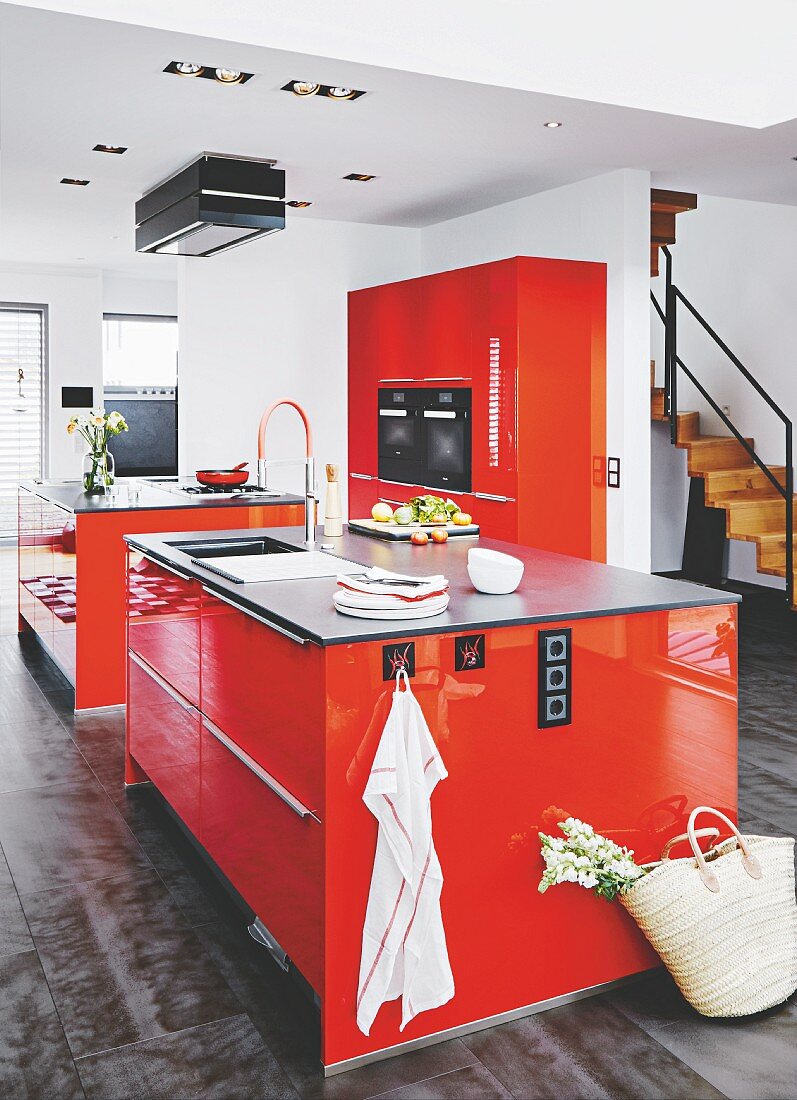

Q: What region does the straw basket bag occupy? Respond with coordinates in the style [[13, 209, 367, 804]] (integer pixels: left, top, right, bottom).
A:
[[620, 806, 797, 1016]]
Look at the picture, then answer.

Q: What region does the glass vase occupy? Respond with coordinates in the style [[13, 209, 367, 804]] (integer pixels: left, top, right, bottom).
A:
[[82, 448, 114, 494]]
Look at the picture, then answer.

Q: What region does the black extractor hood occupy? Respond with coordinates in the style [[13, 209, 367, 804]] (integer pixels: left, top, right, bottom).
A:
[[135, 153, 285, 257]]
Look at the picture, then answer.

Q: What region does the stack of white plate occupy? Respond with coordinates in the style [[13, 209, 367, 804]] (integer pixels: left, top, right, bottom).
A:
[[333, 568, 450, 620]]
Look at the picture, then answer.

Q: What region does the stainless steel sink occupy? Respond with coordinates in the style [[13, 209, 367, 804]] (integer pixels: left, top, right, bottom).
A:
[[168, 536, 301, 559]]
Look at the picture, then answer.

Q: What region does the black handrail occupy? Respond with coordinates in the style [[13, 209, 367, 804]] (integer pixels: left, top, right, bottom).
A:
[[652, 246, 794, 607]]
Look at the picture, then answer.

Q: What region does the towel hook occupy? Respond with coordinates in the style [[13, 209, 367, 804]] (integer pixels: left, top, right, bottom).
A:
[[395, 667, 410, 692]]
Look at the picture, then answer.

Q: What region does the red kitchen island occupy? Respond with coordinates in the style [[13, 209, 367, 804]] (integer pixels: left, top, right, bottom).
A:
[[123, 524, 738, 1074], [18, 481, 303, 710]]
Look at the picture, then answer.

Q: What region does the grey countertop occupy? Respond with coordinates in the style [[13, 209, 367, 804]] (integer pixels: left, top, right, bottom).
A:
[[125, 524, 740, 647], [20, 480, 304, 515]]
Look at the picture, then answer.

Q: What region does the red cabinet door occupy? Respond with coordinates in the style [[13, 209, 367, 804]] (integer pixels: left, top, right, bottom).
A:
[[127, 652, 201, 835], [348, 289, 380, 477], [51, 505, 77, 680], [416, 268, 472, 384], [348, 473, 378, 521], [200, 715, 323, 993], [17, 488, 37, 628], [127, 553, 202, 707], [200, 590, 325, 813], [470, 260, 518, 501], [454, 490, 518, 544], [33, 496, 54, 648]]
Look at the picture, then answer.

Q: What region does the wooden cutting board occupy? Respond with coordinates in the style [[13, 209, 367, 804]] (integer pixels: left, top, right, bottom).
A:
[[348, 518, 480, 541]]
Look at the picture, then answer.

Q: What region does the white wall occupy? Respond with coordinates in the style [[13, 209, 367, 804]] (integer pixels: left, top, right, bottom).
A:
[[651, 194, 797, 587], [177, 218, 421, 501], [419, 168, 652, 571], [0, 264, 103, 478], [103, 275, 177, 316]]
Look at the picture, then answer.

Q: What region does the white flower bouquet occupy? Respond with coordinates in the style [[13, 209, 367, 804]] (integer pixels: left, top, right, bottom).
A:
[[538, 817, 645, 901], [67, 408, 128, 492]]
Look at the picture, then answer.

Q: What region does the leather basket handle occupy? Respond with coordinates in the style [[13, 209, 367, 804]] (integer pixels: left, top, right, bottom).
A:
[[661, 827, 720, 861], [688, 806, 763, 893]]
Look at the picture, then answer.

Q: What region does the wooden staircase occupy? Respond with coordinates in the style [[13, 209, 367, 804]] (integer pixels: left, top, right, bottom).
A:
[[650, 189, 697, 276], [651, 376, 795, 603]]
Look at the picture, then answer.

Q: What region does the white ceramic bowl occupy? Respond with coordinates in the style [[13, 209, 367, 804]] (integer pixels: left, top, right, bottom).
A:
[[467, 547, 524, 594]]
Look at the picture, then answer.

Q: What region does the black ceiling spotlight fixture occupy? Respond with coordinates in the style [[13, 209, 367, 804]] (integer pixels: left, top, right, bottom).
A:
[[287, 200, 312, 208], [281, 79, 366, 101], [135, 153, 285, 257], [61, 178, 90, 186], [93, 144, 127, 154], [343, 173, 376, 181], [163, 61, 254, 84]]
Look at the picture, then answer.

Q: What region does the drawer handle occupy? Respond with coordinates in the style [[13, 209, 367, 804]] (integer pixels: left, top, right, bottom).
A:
[[201, 714, 319, 822], [128, 651, 197, 713], [350, 473, 375, 480], [472, 492, 515, 502], [202, 587, 310, 646], [379, 498, 407, 507], [140, 552, 191, 581]]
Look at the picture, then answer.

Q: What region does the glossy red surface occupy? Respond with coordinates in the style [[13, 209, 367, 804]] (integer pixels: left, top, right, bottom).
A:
[[127, 653, 201, 834], [347, 257, 607, 557], [17, 491, 76, 678], [321, 606, 737, 1066], [200, 588, 326, 811]]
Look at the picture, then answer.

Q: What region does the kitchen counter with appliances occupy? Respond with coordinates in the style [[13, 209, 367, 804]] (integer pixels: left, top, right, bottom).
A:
[[17, 481, 304, 710], [124, 521, 738, 1074]]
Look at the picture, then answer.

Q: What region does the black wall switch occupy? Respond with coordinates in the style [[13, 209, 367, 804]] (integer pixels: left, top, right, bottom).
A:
[[62, 386, 94, 408]]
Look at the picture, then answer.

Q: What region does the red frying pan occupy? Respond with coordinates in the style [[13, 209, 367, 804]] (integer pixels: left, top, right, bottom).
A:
[[195, 461, 249, 487]]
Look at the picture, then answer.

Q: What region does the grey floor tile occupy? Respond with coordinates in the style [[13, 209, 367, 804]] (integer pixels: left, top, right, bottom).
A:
[[22, 867, 243, 1059], [0, 885, 33, 957], [76, 1013, 298, 1099], [0, 778, 150, 893], [606, 968, 697, 1032], [0, 736, 94, 793], [371, 1062, 513, 1099], [651, 995, 797, 1100], [0, 711, 74, 755], [465, 999, 726, 1100], [0, 949, 84, 1098], [738, 760, 797, 836]]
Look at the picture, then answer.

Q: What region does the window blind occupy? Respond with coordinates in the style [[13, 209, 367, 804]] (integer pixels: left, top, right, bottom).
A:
[[0, 307, 44, 538]]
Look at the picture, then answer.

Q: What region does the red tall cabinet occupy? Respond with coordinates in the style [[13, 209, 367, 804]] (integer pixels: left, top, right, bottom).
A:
[[348, 257, 607, 561]]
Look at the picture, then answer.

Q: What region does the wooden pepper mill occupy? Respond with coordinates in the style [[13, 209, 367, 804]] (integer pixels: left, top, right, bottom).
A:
[[324, 464, 343, 537]]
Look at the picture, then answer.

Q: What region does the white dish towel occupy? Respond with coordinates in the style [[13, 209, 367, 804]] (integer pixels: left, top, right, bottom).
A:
[[356, 669, 454, 1036]]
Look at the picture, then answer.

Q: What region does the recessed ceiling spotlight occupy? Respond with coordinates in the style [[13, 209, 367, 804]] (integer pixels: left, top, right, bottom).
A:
[[164, 61, 253, 83], [543, 121, 563, 128], [281, 79, 366, 101], [61, 178, 89, 186], [287, 200, 313, 208], [290, 81, 321, 97], [215, 68, 243, 84], [343, 173, 375, 182], [93, 144, 127, 154]]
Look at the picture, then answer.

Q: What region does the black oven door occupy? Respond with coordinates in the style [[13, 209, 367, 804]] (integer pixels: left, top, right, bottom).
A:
[[422, 388, 472, 493], [378, 389, 423, 483]]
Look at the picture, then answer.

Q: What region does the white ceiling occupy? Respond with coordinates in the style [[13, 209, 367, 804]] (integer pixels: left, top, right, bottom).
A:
[[10, 0, 797, 129], [1, 3, 796, 276]]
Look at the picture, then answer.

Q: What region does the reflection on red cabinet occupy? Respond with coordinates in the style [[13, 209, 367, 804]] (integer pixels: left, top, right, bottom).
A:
[[200, 591, 326, 811], [321, 606, 737, 1066], [127, 653, 201, 835], [199, 717, 324, 994], [128, 555, 202, 707]]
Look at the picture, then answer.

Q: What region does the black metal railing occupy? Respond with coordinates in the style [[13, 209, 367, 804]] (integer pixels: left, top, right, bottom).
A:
[[652, 245, 794, 607]]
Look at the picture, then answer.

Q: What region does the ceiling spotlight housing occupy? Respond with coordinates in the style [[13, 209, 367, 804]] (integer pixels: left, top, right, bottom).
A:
[[543, 121, 563, 128], [164, 61, 253, 84], [287, 200, 312, 208], [93, 144, 127, 154], [291, 81, 320, 97], [281, 79, 366, 101], [61, 178, 90, 186], [136, 153, 285, 257], [343, 173, 375, 182]]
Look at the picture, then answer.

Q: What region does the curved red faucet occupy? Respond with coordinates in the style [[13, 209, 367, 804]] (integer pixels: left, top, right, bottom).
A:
[[257, 399, 313, 460]]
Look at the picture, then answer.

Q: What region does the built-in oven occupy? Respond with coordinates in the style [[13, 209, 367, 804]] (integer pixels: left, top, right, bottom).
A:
[[378, 388, 424, 484], [421, 388, 471, 493]]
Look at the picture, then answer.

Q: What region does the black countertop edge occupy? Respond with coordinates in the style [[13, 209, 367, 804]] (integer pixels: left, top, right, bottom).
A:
[[125, 525, 741, 649], [19, 480, 304, 515]]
